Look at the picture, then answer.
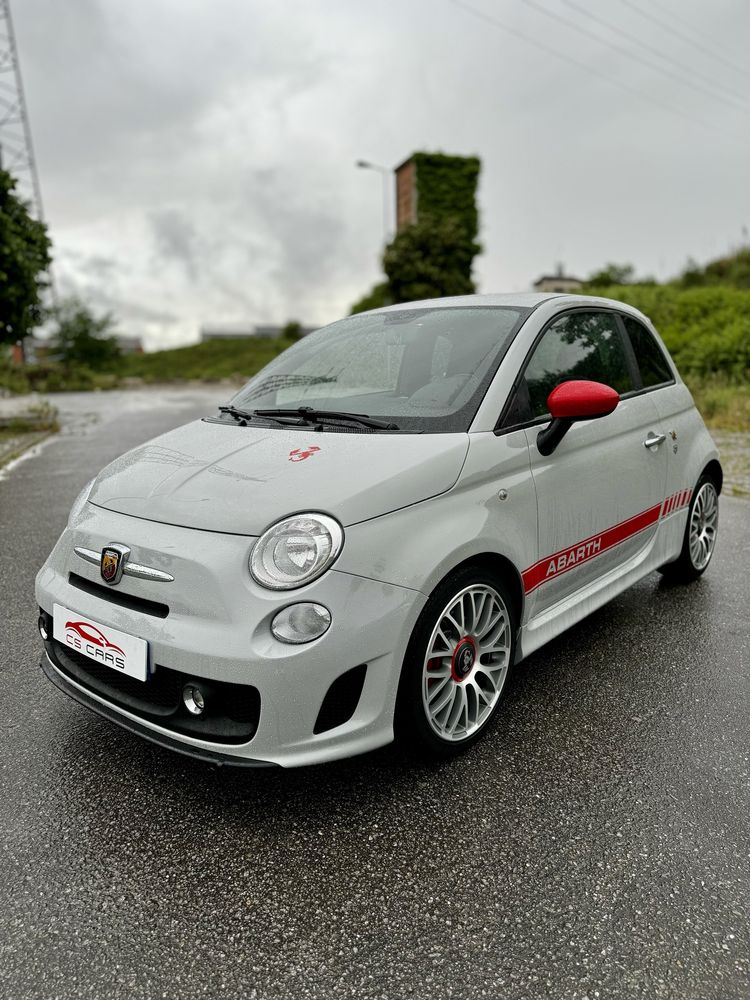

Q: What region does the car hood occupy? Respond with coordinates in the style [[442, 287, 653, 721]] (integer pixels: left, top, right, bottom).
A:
[[88, 419, 469, 535]]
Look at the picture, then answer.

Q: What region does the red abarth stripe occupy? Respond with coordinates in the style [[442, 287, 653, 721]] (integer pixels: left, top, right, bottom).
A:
[[522, 487, 693, 596]]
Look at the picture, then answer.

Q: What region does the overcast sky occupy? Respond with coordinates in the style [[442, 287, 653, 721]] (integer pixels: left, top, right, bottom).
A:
[[13, 0, 750, 349]]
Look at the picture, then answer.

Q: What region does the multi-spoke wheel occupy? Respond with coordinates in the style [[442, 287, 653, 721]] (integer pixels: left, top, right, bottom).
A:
[[688, 481, 718, 570], [396, 567, 516, 758], [659, 472, 720, 583]]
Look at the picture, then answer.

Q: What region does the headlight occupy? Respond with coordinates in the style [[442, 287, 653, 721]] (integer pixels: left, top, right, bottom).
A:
[[250, 513, 344, 590], [67, 477, 96, 527]]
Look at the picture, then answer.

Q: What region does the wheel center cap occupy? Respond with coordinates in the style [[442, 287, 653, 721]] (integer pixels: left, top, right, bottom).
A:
[[451, 637, 476, 682]]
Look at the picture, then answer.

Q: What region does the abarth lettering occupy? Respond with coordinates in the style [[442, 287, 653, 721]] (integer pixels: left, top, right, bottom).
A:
[[546, 538, 602, 578]]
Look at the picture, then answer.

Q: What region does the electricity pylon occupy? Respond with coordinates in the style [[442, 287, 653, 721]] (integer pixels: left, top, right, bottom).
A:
[[0, 0, 44, 219]]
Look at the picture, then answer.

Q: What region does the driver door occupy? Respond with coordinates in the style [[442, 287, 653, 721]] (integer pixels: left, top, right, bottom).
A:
[[503, 310, 669, 616]]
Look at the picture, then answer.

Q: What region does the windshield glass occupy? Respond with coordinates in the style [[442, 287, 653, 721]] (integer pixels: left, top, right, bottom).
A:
[[229, 306, 530, 433]]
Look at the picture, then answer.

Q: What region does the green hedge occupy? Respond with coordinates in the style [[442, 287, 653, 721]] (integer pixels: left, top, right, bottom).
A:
[[584, 284, 750, 380]]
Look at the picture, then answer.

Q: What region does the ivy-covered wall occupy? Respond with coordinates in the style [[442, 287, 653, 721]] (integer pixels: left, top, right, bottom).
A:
[[411, 152, 481, 242], [350, 151, 482, 312]]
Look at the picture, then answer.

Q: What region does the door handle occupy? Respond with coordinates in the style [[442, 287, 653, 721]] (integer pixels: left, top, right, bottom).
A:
[[643, 432, 666, 449]]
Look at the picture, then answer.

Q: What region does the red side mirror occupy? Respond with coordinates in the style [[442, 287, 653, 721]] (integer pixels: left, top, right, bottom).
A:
[[547, 380, 620, 421], [537, 380, 620, 456]]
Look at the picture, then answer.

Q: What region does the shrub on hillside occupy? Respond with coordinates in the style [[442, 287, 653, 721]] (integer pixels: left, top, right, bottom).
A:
[[582, 285, 750, 380]]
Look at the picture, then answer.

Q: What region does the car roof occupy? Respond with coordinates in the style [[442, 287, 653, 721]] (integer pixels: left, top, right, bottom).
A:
[[372, 292, 651, 324], [374, 293, 558, 311]]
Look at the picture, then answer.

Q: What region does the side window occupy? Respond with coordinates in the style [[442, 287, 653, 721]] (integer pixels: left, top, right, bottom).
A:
[[523, 312, 635, 418], [622, 315, 673, 388]]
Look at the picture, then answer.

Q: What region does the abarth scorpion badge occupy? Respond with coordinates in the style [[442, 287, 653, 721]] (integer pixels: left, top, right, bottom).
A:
[[100, 544, 130, 585]]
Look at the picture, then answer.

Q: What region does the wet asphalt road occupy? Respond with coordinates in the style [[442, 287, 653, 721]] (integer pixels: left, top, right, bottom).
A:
[[1, 388, 749, 1000]]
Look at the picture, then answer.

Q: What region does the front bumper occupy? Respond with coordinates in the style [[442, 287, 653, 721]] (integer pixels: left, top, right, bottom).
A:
[[36, 506, 426, 767], [41, 648, 278, 767]]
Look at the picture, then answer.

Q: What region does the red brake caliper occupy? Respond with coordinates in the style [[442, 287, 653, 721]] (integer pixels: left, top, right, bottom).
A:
[[426, 657, 442, 688]]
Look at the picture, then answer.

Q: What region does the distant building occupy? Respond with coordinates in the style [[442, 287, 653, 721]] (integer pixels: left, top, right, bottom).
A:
[[14, 333, 142, 363], [18, 336, 52, 364], [532, 266, 583, 293], [200, 324, 255, 341], [201, 323, 317, 343], [116, 336, 144, 355]]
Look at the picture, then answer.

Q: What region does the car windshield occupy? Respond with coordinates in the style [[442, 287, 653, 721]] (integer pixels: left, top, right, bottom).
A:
[[229, 306, 530, 433]]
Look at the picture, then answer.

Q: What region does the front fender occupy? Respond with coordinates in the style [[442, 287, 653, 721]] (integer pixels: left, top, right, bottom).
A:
[[338, 430, 536, 623]]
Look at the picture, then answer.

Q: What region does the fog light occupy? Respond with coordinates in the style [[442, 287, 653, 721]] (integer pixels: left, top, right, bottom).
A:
[[271, 603, 331, 644], [183, 684, 205, 715], [38, 616, 49, 641]]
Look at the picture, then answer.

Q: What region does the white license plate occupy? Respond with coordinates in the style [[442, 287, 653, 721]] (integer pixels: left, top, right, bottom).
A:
[[53, 604, 149, 682]]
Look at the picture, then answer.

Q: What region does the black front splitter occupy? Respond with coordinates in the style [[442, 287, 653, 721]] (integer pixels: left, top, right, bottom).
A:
[[40, 649, 279, 769]]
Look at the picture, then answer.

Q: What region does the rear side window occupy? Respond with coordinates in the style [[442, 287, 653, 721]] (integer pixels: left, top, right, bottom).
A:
[[622, 315, 673, 388], [523, 311, 635, 418]]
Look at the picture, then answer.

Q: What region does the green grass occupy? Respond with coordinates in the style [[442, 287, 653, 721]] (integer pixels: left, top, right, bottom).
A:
[[0, 337, 295, 395], [0, 401, 59, 468], [686, 376, 750, 432], [0, 400, 59, 434], [120, 336, 296, 383]]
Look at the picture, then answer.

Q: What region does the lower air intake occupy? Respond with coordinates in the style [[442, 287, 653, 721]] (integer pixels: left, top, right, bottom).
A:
[[313, 664, 367, 735]]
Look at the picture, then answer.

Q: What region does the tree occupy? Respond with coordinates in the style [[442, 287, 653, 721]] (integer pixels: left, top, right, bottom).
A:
[[585, 263, 635, 287], [678, 247, 750, 290], [52, 298, 121, 368], [0, 169, 52, 344], [281, 320, 303, 341], [350, 281, 391, 314], [383, 217, 480, 303]]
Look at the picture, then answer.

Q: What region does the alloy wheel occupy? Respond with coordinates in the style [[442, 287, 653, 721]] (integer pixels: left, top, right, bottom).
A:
[[688, 481, 718, 571], [421, 584, 511, 742]]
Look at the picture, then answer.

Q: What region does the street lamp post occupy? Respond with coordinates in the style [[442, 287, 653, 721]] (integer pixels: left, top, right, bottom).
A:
[[356, 159, 391, 244]]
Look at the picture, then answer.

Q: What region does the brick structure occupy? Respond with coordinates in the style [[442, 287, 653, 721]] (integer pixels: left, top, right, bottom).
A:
[[395, 157, 417, 231]]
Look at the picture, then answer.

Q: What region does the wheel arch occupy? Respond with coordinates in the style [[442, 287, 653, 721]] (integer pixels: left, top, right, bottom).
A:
[[701, 458, 723, 494], [424, 550, 525, 629]]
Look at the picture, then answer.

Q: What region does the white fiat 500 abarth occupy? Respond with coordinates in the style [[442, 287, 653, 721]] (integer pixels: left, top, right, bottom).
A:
[[36, 294, 721, 767]]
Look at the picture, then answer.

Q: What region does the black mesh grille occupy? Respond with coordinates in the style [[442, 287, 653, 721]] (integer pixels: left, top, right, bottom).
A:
[[49, 639, 260, 744], [57, 643, 181, 713]]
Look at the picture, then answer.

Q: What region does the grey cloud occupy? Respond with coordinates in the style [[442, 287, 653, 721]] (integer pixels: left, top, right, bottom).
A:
[[149, 209, 199, 281], [14, 0, 750, 348]]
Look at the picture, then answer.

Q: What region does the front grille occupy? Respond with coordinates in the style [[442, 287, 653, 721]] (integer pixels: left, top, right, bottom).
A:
[[68, 572, 169, 619], [58, 644, 181, 713], [49, 638, 260, 744]]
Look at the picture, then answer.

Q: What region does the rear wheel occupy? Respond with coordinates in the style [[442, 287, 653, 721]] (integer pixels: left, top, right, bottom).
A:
[[396, 567, 516, 759], [659, 474, 719, 582]]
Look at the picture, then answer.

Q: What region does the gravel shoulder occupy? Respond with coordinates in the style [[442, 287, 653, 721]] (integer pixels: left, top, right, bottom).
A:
[[713, 431, 750, 497]]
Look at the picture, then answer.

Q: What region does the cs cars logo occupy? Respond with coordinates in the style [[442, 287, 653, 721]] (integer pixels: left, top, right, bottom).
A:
[[289, 446, 321, 463], [64, 620, 126, 670]]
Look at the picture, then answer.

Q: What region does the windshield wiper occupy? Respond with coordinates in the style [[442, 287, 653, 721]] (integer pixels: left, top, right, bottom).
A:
[[253, 407, 399, 430], [217, 405, 304, 427]]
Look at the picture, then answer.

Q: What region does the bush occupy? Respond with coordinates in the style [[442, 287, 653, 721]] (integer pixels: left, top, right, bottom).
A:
[[51, 298, 121, 368], [582, 284, 750, 380]]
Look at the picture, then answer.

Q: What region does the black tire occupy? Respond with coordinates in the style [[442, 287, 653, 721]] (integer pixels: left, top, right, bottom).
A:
[[658, 472, 719, 583], [395, 565, 517, 760]]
